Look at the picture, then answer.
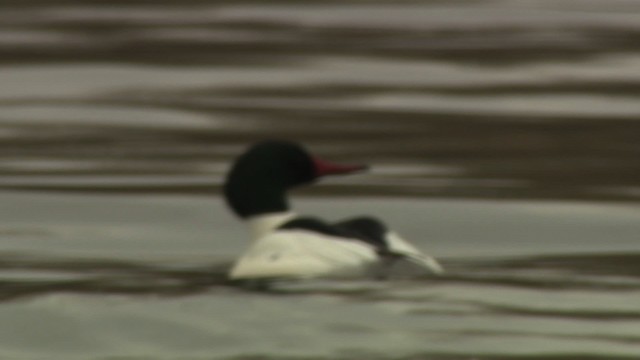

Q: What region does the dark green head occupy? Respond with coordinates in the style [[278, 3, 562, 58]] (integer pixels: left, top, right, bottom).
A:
[[223, 141, 367, 218]]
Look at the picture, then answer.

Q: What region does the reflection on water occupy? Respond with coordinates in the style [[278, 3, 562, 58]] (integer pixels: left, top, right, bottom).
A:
[[2, 251, 640, 360], [4, 252, 640, 302], [1, 0, 640, 202], [1, 0, 640, 359], [0, 254, 230, 302], [1, 192, 639, 359]]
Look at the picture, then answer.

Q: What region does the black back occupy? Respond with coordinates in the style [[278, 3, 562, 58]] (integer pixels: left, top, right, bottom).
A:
[[278, 216, 392, 255]]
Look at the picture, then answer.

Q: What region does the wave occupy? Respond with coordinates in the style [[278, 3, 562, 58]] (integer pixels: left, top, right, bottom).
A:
[[0, 254, 234, 302], [2, 1, 640, 66], [3, 251, 640, 302], [2, 252, 639, 359]]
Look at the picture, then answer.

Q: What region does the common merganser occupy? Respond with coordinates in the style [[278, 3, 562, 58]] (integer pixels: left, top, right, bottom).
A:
[[224, 141, 443, 281]]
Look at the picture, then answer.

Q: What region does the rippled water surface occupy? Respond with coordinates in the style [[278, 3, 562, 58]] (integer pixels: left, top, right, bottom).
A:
[[1, 1, 640, 359]]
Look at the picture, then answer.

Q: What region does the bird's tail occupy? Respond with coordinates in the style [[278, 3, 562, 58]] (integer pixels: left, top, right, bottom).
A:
[[385, 232, 444, 275]]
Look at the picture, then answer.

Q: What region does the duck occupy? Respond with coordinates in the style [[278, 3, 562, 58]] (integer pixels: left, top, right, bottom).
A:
[[224, 140, 443, 282]]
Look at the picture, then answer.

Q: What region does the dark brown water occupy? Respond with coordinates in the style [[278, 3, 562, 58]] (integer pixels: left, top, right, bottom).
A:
[[1, 1, 640, 359], [1, 0, 640, 202]]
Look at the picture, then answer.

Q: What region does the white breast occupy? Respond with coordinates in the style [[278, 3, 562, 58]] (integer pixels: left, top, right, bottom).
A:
[[229, 230, 379, 280]]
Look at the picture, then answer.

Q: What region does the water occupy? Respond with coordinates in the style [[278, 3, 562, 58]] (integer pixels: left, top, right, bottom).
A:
[[1, 1, 640, 359]]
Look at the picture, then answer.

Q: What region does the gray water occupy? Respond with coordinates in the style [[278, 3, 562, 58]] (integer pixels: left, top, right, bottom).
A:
[[1, 1, 640, 359]]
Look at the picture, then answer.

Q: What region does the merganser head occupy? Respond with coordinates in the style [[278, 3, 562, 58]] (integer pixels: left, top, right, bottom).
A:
[[224, 141, 367, 219]]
